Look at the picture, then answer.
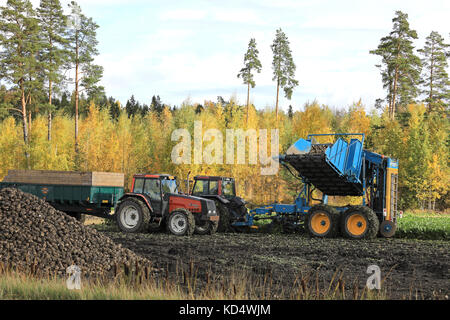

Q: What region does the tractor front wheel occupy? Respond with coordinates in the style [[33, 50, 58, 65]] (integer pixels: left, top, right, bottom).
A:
[[195, 219, 218, 235], [166, 209, 195, 236]]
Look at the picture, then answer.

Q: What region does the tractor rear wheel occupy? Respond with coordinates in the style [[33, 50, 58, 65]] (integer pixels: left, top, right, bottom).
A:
[[195, 219, 218, 235], [115, 198, 150, 233], [166, 209, 195, 236], [341, 206, 379, 239], [306, 204, 339, 238]]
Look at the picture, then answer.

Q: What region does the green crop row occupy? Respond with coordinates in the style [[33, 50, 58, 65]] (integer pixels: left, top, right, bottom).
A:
[[395, 212, 450, 240]]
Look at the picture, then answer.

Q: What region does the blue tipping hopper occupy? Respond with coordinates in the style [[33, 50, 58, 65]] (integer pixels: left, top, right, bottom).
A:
[[282, 134, 365, 196]]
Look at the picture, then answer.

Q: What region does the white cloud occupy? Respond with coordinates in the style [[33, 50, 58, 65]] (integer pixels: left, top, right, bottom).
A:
[[159, 9, 207, 21]]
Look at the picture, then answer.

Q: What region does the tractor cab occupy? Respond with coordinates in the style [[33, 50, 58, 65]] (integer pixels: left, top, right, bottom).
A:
[[131, 174, 178, 214], [191, 176, 236, 199]]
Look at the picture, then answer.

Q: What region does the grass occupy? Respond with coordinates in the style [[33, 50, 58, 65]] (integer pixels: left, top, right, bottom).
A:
[[0, 271, 181, 300], [396, 211, 450, 240], [0, 262, 394, 300]]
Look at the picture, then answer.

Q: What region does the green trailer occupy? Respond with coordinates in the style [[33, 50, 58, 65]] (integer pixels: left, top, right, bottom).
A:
[[0, 170, 124, 221]]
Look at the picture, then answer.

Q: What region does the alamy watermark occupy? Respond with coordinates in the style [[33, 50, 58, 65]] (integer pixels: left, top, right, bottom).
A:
[[67, 2, 82, 30], [171, 121, 279, 175], [66, 265, 81, 290], [366, 265, 381, 290]]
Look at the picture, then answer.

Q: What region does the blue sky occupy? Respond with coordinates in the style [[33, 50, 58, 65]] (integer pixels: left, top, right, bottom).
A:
[[6, 0, 450, 112]]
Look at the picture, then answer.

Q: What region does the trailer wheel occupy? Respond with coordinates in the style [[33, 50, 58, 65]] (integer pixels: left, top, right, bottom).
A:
[[306, 204, 339, 238], [195, 219, 218, 235], [166, 209, 195, 236], [341, 206, 379, 240], [115, 198, 150, 233]]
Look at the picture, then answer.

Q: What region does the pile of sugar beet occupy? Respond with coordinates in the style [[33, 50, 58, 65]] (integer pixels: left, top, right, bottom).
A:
[[0, 188, 152, 278]]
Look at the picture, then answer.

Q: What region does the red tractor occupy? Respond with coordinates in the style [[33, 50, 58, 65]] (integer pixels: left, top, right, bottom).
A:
[[190, 176, 248, 232], [115, 174, 219, 236]]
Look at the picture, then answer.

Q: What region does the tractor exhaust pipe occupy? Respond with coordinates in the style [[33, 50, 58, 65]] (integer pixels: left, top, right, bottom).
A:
[[186, 171, 191, 194]]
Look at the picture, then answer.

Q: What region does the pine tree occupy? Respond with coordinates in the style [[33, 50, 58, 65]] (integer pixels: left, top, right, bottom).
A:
[[195, 104, 204, 114], [125, 95, 138, 117], [150, 95, 164, 114], [59, 90, 71, 113], [0, 0, 42, 168], [237, 38, 262, 122], [271, 28, 298, 120], [37, 0, 69, 141], [140, 104, 149, 117], [108, 97, 121, 120], [66, 1, 103, 160], [370, 11, 421, 119], [288, 105, 293, 119], [418, 31, 450, 112]]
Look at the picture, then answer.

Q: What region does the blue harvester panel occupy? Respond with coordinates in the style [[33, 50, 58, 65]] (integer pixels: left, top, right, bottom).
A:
[[325, 138, 348, 175], [283, 137, 365, 196], [286, 138, 311, 155], [344, 139, 363, 182]]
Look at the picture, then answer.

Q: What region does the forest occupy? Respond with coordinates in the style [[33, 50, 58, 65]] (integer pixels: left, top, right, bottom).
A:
[[0, 1, 448, 211]]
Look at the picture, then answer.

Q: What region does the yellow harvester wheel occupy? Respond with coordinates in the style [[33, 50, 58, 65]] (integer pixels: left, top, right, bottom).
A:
[[311, 212, 331, 235], [306, 204, 339, 238], [346, 213, 367, 237], [341, 206, 379, 239]]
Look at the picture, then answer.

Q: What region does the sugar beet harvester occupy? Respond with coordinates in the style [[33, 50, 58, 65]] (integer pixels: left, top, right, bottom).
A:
[[237, 133, 399, 239]]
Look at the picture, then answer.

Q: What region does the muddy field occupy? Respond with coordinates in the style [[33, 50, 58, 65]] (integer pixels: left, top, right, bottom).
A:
[[101, 228, 450, 299]]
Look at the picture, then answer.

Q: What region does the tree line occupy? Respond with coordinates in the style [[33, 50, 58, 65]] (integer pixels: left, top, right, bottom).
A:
[[0, 98, 448, 211], [0, 3, 448, 210]]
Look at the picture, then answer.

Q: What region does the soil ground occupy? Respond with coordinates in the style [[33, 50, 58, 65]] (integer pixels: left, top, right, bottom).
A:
[[101, 228, 450, 300]]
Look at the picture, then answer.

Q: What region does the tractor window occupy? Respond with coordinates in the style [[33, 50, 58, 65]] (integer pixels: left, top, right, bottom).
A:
[[193, 180, 208, 195], [143, 179, 161, 201], [209, 180, 219, 195], [222, 180, 235, 198], [162, 179, 178, 194], [133, 178, 144, 193]]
